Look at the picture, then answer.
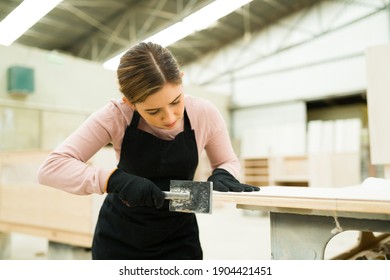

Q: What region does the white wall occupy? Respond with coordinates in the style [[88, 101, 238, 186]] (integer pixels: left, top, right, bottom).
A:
[[365, 43, 390, 166], [233, 102, 306, 157], [0, 44, 119, 150], [0, 44, 119, 111]]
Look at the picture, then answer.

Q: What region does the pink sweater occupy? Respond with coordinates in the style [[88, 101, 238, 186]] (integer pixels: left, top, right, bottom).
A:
[[37, 95, 240, 195]]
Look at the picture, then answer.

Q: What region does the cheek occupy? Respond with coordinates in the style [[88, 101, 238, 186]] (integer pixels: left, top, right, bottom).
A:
[[144, 115, 159, 125], [176, 103, 185, 115], [138, 112, 158, 125]]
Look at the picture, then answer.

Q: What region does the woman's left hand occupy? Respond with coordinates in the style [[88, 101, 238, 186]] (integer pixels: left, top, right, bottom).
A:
[[207, 168, 260, 192]]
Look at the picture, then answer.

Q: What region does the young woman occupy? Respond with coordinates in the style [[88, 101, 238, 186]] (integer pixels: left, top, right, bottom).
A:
[[37, 42, 259, 260]]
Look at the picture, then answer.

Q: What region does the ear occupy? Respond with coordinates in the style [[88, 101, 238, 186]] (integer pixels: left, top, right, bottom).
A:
[[122, 97, 136, 110], [180, 71, 184, 78]]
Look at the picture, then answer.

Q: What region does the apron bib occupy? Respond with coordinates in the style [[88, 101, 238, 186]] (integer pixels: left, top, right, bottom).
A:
[[92, 110, 202, 260]]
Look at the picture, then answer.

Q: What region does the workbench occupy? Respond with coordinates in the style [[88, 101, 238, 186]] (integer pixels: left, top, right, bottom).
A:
[[213, 177, 390, 259]]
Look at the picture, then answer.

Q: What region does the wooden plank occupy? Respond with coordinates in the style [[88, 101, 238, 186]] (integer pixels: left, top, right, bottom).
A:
[[0, 184, 94, 233], [244, 168, 269, 175], [213, 183, 390, 215], [0, 221, 92, 248]]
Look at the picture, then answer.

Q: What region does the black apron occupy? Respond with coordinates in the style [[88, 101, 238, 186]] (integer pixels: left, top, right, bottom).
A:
[[91, 110, 202, 260]]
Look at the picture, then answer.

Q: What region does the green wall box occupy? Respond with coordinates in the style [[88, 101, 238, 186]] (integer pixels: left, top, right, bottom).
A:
[[7, 66, 35, 94]]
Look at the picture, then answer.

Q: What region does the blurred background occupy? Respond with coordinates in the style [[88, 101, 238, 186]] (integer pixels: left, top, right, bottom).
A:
[[1, 0, 390, 260]]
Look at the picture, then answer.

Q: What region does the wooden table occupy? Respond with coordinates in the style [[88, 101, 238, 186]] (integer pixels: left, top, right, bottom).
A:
[[213, 178, 390, 259]]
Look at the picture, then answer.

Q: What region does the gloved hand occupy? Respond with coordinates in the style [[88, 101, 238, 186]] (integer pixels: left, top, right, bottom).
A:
[[106, 168, 165, 208], [207, 168, 260, 192]]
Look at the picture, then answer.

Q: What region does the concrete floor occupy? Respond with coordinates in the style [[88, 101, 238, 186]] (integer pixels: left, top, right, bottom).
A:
[[2, 202, 363, 260]]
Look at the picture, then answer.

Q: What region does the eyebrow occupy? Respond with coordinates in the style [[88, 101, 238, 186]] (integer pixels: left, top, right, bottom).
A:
[[144, 93, 182, 112]]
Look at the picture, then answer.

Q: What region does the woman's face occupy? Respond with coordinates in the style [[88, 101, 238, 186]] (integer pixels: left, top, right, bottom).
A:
[[131, 83, 184, 130]]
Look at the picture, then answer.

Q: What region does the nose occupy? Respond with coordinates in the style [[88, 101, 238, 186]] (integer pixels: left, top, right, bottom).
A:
[[162, 108, 176, 124]]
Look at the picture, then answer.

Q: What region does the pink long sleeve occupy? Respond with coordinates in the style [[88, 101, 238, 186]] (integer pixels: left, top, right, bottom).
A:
[[37, 95, 240, 195]]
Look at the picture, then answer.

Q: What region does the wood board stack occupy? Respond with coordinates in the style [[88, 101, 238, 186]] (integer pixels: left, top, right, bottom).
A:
[[0, 148, 116, 248]]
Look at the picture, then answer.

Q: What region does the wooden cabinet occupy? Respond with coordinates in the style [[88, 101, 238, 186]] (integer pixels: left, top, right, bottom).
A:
[[242, 158, 270, 187], [242, 156, 309, 187], [242, 154, 361, 188], [269, 156, 308, 187]]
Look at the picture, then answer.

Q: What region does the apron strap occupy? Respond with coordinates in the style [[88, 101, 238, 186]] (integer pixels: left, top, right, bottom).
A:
[[129, 111, 140, 129], [183, 109, 192, 133]]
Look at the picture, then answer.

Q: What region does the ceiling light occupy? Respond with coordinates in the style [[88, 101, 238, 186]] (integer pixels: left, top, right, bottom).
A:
[[0, 0, 63, 46], [183, 0, 252, 31], [103, 0, 253, 71]]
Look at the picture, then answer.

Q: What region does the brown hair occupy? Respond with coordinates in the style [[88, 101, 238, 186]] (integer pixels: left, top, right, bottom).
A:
[[117, 42, 182, 103]]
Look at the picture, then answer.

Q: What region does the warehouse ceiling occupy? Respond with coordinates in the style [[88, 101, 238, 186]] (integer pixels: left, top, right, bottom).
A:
[[0, 0, 321, 66]]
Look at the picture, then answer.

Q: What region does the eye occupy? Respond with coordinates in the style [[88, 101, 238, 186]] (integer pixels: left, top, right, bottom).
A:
[[170, 97, 182, 105], [147, 109, 160, 115]]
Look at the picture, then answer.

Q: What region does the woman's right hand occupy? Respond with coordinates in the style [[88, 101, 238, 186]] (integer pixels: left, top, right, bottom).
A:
[[106, 169, 165, 208]]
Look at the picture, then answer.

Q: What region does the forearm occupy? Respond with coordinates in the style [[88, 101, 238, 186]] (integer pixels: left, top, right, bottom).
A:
[[205, 129, 241, 178]]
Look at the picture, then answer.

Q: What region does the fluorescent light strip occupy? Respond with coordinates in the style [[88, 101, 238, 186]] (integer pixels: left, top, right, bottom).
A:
[[0, 0, 63, 46], [103, 0, 253, 70]]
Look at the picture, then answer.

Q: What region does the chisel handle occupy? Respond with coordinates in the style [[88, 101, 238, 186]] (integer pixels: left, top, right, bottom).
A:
[[164, 191, 191, 200]]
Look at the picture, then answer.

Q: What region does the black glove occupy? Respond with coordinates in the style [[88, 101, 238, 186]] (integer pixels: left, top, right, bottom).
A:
[[207, 168, 260, 192], [107, 169, 165, 208]]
